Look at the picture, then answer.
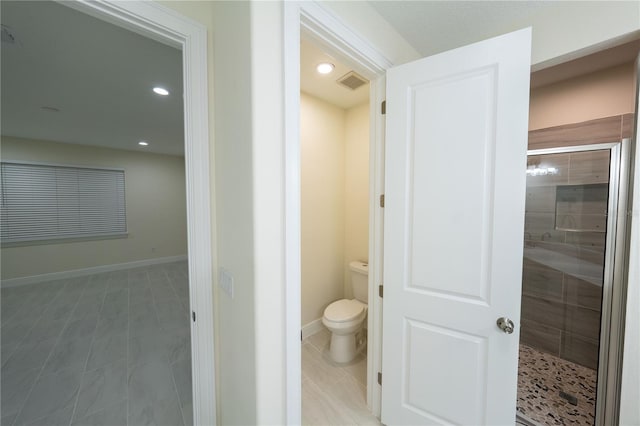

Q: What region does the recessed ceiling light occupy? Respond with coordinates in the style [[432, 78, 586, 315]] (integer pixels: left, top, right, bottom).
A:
[[138, 141, 149, 146], [316, 63, 334, 74], [153, 87, 169, 96]]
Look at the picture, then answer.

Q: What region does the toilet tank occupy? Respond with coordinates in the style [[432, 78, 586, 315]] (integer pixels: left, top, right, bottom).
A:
[[349, 261, 369, 304]]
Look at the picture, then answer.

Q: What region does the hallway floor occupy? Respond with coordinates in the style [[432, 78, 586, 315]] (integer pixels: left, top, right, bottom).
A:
[[301, 329, 380, 425], [1, 262, 192, 426], [517, 344, 596, 425]]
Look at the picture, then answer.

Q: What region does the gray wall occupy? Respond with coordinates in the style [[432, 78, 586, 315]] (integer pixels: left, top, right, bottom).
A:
[[1, 136, 188, 280]]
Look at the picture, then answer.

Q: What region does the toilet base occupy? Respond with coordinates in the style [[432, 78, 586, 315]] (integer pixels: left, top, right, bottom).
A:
[[329, 328, 366, 363]]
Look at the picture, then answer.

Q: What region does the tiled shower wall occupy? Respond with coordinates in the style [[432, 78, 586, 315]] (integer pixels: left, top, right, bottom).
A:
[[520, 113, 634, 370], [521, 263, 604, 370], [521, 152, 607, 370]]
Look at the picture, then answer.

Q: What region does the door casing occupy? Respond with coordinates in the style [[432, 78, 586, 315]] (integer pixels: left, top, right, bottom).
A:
[[59, 2, 216, 424], [284, 2, 391, 421]]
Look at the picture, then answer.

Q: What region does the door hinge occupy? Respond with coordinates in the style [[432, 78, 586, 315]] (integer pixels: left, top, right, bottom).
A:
[[379, 194, 385, 208], [378, 372, 382, 385], [192, 311, 196, 322], [381, 100, 386, 115], [379, 284, 383, 298]]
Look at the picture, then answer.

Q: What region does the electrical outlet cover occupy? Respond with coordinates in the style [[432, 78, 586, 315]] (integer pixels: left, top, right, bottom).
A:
[[219, 268, 234, 298]]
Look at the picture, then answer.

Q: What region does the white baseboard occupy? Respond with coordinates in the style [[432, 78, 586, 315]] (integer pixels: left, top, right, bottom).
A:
[[1, 255, 188, 288], [302, 318, 326, 340]]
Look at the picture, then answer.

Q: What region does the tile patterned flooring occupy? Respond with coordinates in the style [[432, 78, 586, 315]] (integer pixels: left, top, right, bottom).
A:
[[3, 264, 598, 426], [517, 344, 596, 426], [1, 262, 192, 426], [302, 335, 598, 426], [302, 329, 380, 426]]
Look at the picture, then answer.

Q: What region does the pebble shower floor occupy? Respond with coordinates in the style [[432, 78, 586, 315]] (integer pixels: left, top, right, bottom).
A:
[[517, 344, 597, 425]]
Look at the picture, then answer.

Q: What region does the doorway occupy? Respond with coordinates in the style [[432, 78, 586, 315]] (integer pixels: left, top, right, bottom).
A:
[[287, 6, 532, 424], [284, 4, 389, 422], [0, 2, 189, 425], [299, 37, 377, 424], [0, 1, 214, 424], [285, 4, 635, 425]]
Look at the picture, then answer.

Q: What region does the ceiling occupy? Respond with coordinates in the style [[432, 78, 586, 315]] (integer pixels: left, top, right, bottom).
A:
[[530, 39, 640, 88], [2, 1, 637, 153], [368, 1, 636, 60], [369, 1, 544, 58], [302, 1, 639, 109], [1, 1, 184, 156], [300, 38, 370, 109]]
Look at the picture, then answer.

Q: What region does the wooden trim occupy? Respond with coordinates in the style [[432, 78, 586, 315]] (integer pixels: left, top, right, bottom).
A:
[[528, 115, 629, 150], [622, 113, 636, 139]]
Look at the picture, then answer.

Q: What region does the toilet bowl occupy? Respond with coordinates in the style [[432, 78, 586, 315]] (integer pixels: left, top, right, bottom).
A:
[[322, 261, 368, 363]]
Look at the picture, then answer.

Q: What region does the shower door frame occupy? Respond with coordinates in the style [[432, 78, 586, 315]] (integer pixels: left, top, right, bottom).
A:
[[526, 139, 631, 426]]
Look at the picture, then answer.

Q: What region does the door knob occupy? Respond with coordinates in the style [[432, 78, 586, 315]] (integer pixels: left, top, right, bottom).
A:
[[496, 317, 515, 334]]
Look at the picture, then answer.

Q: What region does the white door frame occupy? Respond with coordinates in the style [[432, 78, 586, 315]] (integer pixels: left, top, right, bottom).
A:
[[58, 1, 216, 424], [284, 3, 640, 425], [284, 1, 393, 422], [527, 141, 632, 425]]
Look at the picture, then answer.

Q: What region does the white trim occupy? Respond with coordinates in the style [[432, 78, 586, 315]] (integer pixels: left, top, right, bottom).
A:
[[55, 2, 216, 425], [283, 3, 302, 424], [302, 318, 326, 340], [620, 65, 639, 423], [1, 255, 188, 288], [284, 2, 391, 423], [367, 75, 386, 418], [298, 2, 392, 79]]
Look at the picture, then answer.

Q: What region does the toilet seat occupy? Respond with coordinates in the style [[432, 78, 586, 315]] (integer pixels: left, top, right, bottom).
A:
[[324, 299, 366, 323]]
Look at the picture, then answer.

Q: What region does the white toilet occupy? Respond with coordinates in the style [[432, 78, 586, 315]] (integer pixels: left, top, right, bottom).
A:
[[322, 261, 368, 363]]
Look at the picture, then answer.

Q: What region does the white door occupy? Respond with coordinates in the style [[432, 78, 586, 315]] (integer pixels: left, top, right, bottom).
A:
[[381, 29, 532, 425]]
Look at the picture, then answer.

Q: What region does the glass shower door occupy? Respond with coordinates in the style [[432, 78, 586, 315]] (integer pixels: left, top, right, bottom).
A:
[[516, 142, 626, 426]]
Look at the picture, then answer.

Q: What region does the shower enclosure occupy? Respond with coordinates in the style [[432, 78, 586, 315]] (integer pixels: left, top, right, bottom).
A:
[[516, 141, 630, 426]]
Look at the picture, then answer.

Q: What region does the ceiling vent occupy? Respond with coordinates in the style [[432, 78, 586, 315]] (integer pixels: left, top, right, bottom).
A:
[[337, 71, 368, 91], [1, 25, 17, 44]]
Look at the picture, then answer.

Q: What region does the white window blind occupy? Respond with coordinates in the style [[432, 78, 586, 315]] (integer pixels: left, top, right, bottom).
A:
[[1, 162, 127, 244]]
